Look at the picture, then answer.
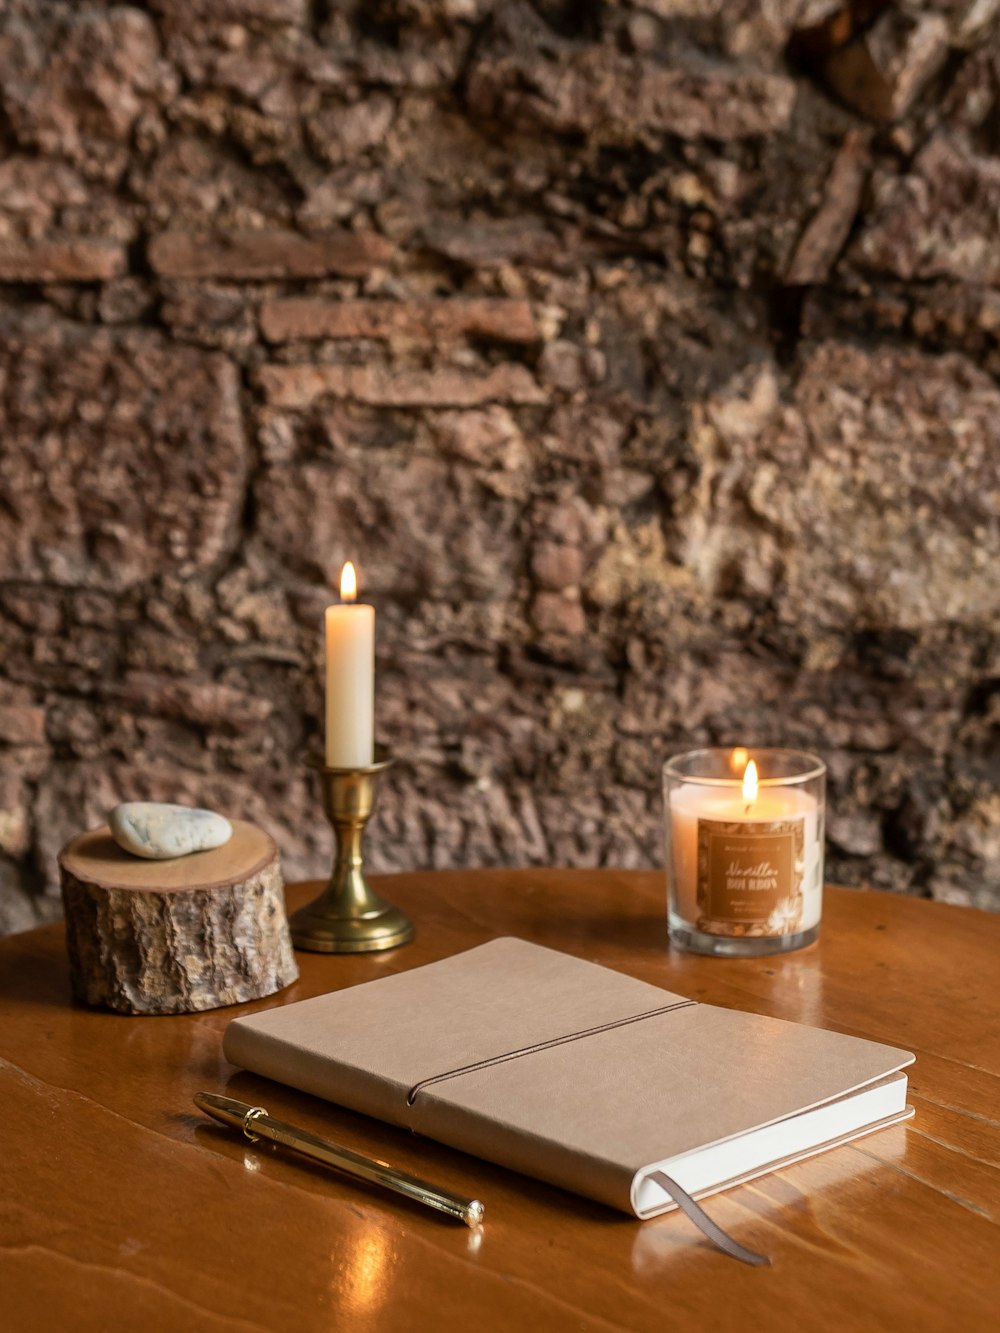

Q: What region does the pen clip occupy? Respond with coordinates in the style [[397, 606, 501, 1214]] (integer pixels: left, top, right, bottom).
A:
[[242, 1106, 268, 1143]]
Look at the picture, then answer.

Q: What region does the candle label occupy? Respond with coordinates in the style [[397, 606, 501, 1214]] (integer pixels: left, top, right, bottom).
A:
[[696, 818, 804, 936]]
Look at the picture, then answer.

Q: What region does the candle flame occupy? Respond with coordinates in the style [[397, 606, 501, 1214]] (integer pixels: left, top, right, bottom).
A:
[[339, 561, 358, 603], [729, 747, 749, 774], [742, 758, 758, 804]]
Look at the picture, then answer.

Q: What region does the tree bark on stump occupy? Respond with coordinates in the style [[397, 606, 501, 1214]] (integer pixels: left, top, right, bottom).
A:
[[59, 821, 299, 1015]]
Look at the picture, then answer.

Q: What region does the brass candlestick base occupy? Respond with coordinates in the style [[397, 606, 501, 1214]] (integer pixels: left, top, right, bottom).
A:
[[289, 745, 413, 954]]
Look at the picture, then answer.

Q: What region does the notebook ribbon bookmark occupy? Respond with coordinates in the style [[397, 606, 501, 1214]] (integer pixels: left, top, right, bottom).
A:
[[647, 1171, 770, 1267]]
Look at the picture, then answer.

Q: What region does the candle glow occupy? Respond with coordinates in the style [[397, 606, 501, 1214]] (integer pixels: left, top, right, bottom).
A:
[[742, 759, 759, 805], [340, 560, 358, 602]]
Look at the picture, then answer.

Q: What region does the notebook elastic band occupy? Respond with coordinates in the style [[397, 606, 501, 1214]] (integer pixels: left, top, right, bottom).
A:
[[406, 1000, 698, 1105]]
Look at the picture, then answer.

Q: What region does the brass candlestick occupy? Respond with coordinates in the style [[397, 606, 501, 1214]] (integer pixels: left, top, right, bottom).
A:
[[289, 745, 413, 954]]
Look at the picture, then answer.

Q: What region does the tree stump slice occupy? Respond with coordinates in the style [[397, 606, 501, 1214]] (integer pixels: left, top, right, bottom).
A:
[[58, 821, 299, 1015]]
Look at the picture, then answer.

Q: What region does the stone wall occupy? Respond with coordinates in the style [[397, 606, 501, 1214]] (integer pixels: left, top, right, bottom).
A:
[[1, 0, 998, 933]]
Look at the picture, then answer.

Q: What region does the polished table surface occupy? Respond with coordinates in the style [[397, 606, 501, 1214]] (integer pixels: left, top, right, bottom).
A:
[[2, 870, 999, 1332]]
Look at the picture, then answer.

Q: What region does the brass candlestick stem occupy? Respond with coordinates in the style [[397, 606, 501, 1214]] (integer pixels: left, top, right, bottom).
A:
[[289, 745, 413, 954]]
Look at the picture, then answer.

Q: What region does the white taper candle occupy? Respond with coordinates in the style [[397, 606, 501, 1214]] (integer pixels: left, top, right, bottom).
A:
[[324, 562, 374, 768]]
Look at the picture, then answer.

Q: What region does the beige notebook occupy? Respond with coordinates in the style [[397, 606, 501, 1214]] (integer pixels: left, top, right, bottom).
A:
[[223, 938, 914, 1219]]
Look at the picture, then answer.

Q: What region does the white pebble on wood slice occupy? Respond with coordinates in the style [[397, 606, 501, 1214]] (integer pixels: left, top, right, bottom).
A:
[[109, 802, 233, 860]]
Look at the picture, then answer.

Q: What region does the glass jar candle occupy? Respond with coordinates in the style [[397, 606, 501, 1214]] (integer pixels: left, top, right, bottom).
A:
[[663, 748, 826, 957]]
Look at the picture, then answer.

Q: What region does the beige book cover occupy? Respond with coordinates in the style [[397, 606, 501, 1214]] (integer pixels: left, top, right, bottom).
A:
[[223, 938, 914, 1218]]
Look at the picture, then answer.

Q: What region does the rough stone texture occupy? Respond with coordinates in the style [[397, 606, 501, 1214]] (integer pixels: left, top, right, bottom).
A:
[[260, 297, 540, 344], [1, 0, 999, 935], [854, 133, 1000, 284], [0, 5, 175, 181], [0, 316, 247, 590], [785, 130, 871, 284], [466, 3, 798, 141], [794, 5, 951, 121], [148, 229, 394, 279], [257, 363, 547, 408], [682, 346, 999, 633], [0, 238, 127, 282]]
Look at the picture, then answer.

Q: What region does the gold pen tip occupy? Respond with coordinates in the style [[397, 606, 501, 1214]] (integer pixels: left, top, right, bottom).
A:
[[463, 1200, 485, 1227]]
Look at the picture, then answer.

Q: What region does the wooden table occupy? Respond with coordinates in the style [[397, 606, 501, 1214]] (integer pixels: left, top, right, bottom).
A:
[[3, 871, 998, 1332]]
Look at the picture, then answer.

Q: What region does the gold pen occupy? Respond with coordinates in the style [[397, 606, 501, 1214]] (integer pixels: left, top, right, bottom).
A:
[[194, 1092, 485, 1228]]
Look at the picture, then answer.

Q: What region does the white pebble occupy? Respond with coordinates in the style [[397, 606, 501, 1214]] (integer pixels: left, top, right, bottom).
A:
[[108, 802, 232, 860]]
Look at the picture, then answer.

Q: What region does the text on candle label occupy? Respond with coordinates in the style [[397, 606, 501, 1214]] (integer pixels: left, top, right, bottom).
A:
[[697, 819, 805, 932]]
